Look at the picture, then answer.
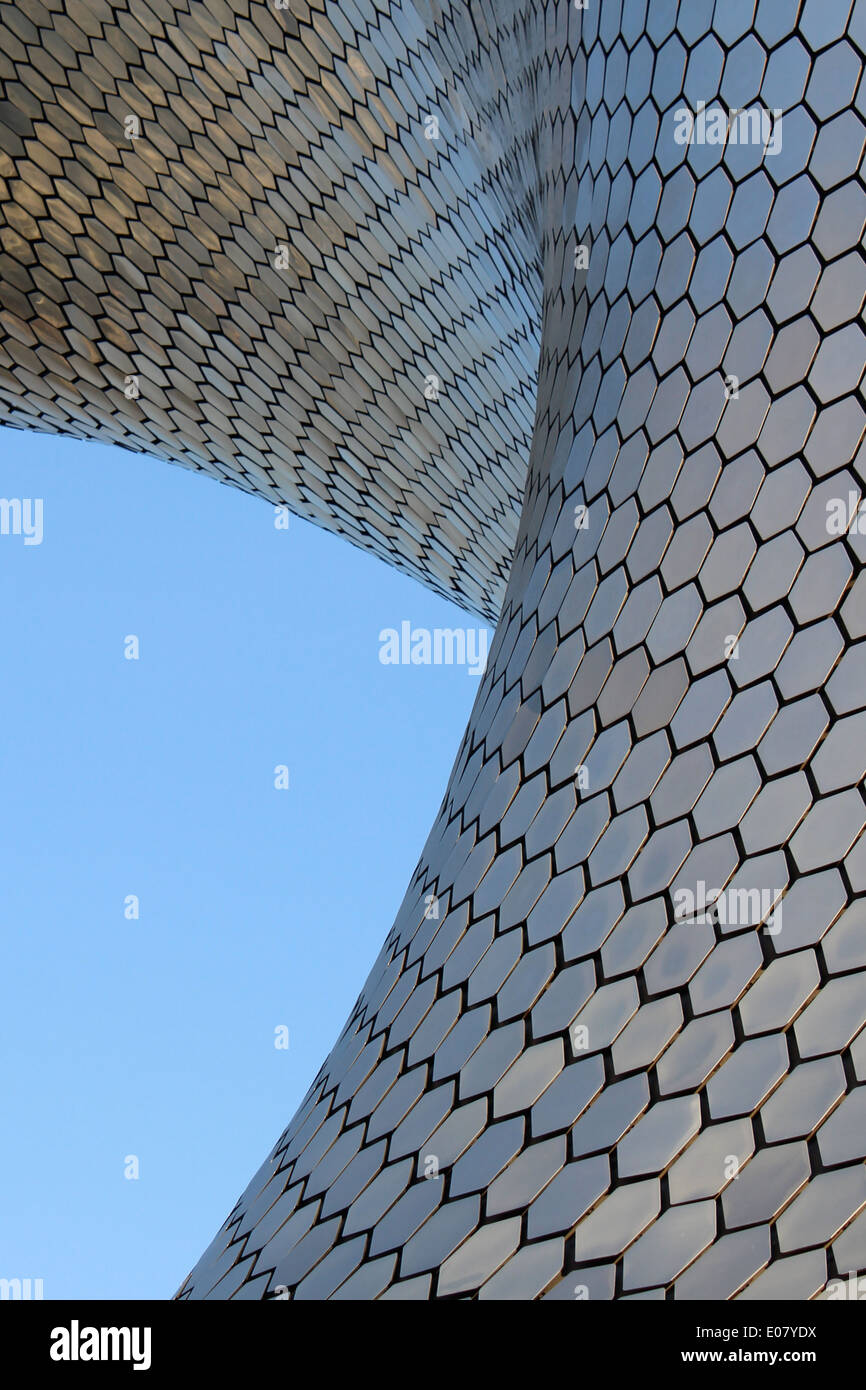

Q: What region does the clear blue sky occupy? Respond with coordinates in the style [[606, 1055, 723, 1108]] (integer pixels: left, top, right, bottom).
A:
[[0, 426, 489, 1299]]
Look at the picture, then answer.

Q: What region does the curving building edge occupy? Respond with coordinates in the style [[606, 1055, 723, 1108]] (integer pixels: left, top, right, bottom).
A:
[[2, 0, 866, 1300]]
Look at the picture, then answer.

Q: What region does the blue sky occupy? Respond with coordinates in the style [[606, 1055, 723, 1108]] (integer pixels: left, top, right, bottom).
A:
[[0, 426, 489, 1299]]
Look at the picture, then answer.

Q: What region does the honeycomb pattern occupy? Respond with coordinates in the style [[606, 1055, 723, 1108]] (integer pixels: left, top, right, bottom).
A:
[[0, 0, 542, 618], [2, 0, 866, 1300]]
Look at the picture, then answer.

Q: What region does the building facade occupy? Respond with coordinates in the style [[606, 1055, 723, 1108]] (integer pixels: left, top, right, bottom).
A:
[[1, 0, 865, 1299]]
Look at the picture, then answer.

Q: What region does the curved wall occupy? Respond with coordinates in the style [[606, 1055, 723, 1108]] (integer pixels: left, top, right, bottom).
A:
[[2, 0, 865, 1300]]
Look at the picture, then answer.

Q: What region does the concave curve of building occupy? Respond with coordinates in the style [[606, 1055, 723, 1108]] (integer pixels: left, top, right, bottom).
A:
[[2, 0, 865, 1301]]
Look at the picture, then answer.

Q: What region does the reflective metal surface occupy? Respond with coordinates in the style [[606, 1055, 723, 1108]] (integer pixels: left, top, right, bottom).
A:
[[1, 0, 865, 1300]]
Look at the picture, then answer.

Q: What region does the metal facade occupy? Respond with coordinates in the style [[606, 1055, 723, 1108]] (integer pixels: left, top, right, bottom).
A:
[[1, 0, 865, 1300]]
